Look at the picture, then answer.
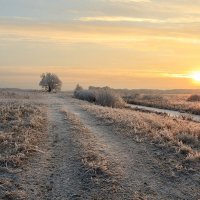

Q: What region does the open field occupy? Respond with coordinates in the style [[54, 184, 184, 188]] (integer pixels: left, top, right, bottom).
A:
[[81, 103, 200, 167], [0, 89, 199, 199], [0, 89, 47, 199], [122, 91, 200, 115], [88, 87, 200, 114]]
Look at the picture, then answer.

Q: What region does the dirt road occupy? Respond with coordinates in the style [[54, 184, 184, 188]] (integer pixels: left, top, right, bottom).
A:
[[20, 93, 200, 200]]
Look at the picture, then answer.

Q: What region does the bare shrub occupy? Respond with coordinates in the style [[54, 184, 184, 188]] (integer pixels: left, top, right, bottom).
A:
[[74, 86, 125, 108], [94, 89, 125, 108], [187, 94, 200, 102], [75, 90, 96, 102]]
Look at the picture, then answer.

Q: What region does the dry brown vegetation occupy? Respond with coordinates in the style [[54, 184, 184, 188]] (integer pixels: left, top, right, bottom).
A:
[[81, 103, 200, 169], [187, 94, 200, 102], [0, 102, 46, 167], [125, 93, 200, 115], [66, 95, 200, 199], [1, 88, 200, 199], [0, 89, 42, 100], [0, 92, 47, 200], [74, 86, 125, 108]]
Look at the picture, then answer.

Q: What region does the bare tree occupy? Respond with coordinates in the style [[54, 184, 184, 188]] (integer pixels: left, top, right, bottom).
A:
[[39, 73, 62, 92]]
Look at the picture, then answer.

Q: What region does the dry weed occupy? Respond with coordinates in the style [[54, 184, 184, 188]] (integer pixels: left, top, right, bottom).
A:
[[126, 93, 200, 115], [0, 91, 47, 200], [81, 104, 200, 167]]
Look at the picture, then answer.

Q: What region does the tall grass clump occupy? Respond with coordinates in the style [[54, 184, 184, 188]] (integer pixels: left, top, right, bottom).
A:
[[75, 90, 96, 102], [74, 85, 125, 108], [74, 84, 96, 102], [94, 88, 125, 108], [0, 103, 46, 167], [187, 94, 200, 102]]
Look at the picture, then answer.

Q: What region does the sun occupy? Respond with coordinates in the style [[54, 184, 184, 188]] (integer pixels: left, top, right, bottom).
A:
[[192, 72, 200, 82]]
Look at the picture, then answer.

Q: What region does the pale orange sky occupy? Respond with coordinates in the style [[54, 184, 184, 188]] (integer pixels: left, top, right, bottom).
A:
[[0, 0, 200, 90]]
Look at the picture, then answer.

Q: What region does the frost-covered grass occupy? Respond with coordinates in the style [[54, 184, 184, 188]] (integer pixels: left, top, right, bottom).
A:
[[0, 91, 47, 200], [126, 94, 200, 115], [0, 89, 43, 100], [0, 102, 46, 167], [74, 89, 96, 102], [81, 103, 200, 166], [94, 89, 125, 108]]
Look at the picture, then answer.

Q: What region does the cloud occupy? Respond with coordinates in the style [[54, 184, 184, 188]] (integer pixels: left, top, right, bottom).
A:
[[163, 73, 194, 79], [107, 0, 151, 2], [79, 16, 200, 24], [164, 73, 188, 78], [0, 22, 200, 46]]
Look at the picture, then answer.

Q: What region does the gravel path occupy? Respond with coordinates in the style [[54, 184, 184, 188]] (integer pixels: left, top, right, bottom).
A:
[[21, 97, 88, 199]]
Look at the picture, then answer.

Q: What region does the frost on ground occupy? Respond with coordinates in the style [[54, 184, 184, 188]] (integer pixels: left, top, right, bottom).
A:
[[13, 94, 126, 200], [63, 94, 200, 199], [126, 93, 200, 115], [60, 109, 125, 199], [0, 92, 47, 200], [1, 91, 200, 200], [81, 103, 200, 169]]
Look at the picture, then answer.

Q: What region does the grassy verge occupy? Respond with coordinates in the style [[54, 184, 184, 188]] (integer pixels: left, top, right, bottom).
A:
[[126, 94, 200, 115], [0, 101, 47, 200], [81, 104, 200, 170]]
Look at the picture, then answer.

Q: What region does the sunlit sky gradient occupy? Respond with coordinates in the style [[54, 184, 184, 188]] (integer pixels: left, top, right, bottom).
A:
[[1, 0, 200, 90]]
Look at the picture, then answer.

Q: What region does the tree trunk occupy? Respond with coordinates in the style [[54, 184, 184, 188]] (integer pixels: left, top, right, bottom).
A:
[[48, 86, 52, 92]]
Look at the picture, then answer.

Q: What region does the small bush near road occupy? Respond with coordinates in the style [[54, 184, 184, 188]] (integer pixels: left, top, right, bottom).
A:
[[74, 85, 125, 108], [74, 89, 96, 102], [94, 89, 125, 108]]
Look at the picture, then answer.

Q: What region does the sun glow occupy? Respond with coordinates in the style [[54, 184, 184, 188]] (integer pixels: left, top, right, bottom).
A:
[[192, 72, 200, 82]]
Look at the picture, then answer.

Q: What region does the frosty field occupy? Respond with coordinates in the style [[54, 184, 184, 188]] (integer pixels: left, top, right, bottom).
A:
[[0, 89, 199, 200]]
